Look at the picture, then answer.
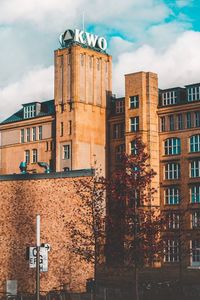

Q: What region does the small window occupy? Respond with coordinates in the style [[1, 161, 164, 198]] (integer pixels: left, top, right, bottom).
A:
[[165, 163, 180, 180], [115, 101, 124, 114], [60, 122, 64, 137], [165, 188, 180, 205], [130, 140, 137, 155], [160, 117, 165, 132], [166, 212, 179, 230], [38, 126, 42, 140], [68, 120, 72, 135], [164, 240, 179, 262], [169, 115, 174, 131], [32, 149, 38, 163], [190, 160, 200, 178], [32, 127, 36, 141], [164, 138, 181, 155], [129, 95, 139, 109], [191, 211, 200, 229], [190, 240, 200, 267], [177, 114, 183, 130], [25, 150, 30, 164], [195, 111, 200, 127], [63, 145, 70, 159], [190, 186, 200, 203], [21, 129, 25, 143], [187, 86, 200, 102], [130, 117, 139, 132], [26, 128, 31, 142], [24, 105, 36, 119], [113, 123, 124, 139], [115, 144, 125, 162], [186, 112, 192, 129], [162, 91, 177, 106], [190, 135, 200, 152]]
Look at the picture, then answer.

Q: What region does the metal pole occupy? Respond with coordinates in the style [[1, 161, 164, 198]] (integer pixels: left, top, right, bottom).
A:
[[36, 215, 40, 300]]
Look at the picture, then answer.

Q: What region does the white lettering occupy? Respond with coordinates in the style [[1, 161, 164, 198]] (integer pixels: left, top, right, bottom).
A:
[[85, 32, 98, 48], [74, 29, 86, 44], [97, 37, 107, 51]]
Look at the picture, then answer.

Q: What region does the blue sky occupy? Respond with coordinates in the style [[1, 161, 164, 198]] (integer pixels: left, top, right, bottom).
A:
[[0, 0, 200, 120]]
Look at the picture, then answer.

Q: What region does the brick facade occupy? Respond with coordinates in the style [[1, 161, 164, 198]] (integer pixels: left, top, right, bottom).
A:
[[0, 172, 94, 294]]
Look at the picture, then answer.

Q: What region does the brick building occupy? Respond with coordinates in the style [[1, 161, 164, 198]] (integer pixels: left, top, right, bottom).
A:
[[1, 28, 200, 278]]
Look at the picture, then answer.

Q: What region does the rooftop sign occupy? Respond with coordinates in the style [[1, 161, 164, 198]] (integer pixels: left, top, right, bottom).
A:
[[59, 29, 107, 52]]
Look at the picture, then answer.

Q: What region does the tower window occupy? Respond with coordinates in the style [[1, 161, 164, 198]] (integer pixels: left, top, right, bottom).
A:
[[129, 95, 139, 109], [130, 117, 139, 132]]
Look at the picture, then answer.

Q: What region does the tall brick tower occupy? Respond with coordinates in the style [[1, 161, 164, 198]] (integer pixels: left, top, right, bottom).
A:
[[125, 72, 160, 205], [54, 30, 112, 174]]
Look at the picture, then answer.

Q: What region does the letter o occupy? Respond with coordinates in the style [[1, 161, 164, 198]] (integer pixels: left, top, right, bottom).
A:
[[97, 37, 107, 51]]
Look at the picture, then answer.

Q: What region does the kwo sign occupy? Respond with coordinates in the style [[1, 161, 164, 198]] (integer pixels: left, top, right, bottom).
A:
[[60, 29, 107, 51]]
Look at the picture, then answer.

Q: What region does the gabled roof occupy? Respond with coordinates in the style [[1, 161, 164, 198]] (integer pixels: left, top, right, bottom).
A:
[[1, 99, 55, 125]]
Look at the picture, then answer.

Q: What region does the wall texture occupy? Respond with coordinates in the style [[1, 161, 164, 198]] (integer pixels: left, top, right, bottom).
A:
[[0, 172, 94, 294]]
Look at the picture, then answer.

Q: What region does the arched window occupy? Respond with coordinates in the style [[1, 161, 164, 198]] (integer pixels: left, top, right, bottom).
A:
[[164, 138, 181, 155], [190, 135, 200, 152]]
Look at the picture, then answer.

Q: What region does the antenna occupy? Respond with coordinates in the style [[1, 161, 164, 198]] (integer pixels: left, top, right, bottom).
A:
[[82, 12, 85, 31]]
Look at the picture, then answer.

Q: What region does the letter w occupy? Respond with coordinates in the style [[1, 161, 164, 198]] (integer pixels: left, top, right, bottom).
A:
[[85, 32, 98, 48]]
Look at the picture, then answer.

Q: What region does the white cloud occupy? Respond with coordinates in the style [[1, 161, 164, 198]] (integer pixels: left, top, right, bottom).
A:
[[0, 0, 170, 33], [113, 31, 200, 96], [176, 0, 192, 8], [0, 65, 54, 121]]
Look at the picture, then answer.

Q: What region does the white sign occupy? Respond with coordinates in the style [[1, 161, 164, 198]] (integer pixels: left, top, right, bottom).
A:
[[59, 29, 107, 51], [29, 246, 48, 272]]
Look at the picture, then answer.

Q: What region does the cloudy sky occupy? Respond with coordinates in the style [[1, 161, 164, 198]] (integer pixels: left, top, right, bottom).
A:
[[0, 0, 200, 121]]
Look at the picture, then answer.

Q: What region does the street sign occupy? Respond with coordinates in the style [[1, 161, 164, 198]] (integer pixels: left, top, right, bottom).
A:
[[29, 246, 48, 272]]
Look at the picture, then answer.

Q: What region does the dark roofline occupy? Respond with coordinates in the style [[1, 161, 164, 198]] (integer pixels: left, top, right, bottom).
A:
[[0, 99, 55, 125], [185, 83, 200, 88], [0, 169, 95, 181], [159, 87, 185, 92], [22, 101, 41, 106]]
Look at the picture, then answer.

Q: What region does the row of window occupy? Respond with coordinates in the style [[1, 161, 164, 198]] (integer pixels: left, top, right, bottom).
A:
[[115, 95, 139, 115], [115, 136, 200, 163], [160, 111, 200, 132], [164, 161, 200, 180], [164, 136, 200, 155], [161, 86, 200, 107], [164, 186, 200, 205], [164, 239, 200, 266], [163, 211, 200, 230], [21, 126, 42, 143]]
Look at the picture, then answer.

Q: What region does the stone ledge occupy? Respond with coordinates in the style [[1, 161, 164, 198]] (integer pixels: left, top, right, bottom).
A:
[[0, 169, 95, 181]]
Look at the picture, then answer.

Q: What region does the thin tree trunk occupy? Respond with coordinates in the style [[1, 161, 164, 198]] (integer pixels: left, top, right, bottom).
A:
[[134, 266, 139, 300]]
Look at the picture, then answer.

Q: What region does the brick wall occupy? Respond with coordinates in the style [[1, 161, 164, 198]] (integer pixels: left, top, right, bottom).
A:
[[0, 172, 94, 294]]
